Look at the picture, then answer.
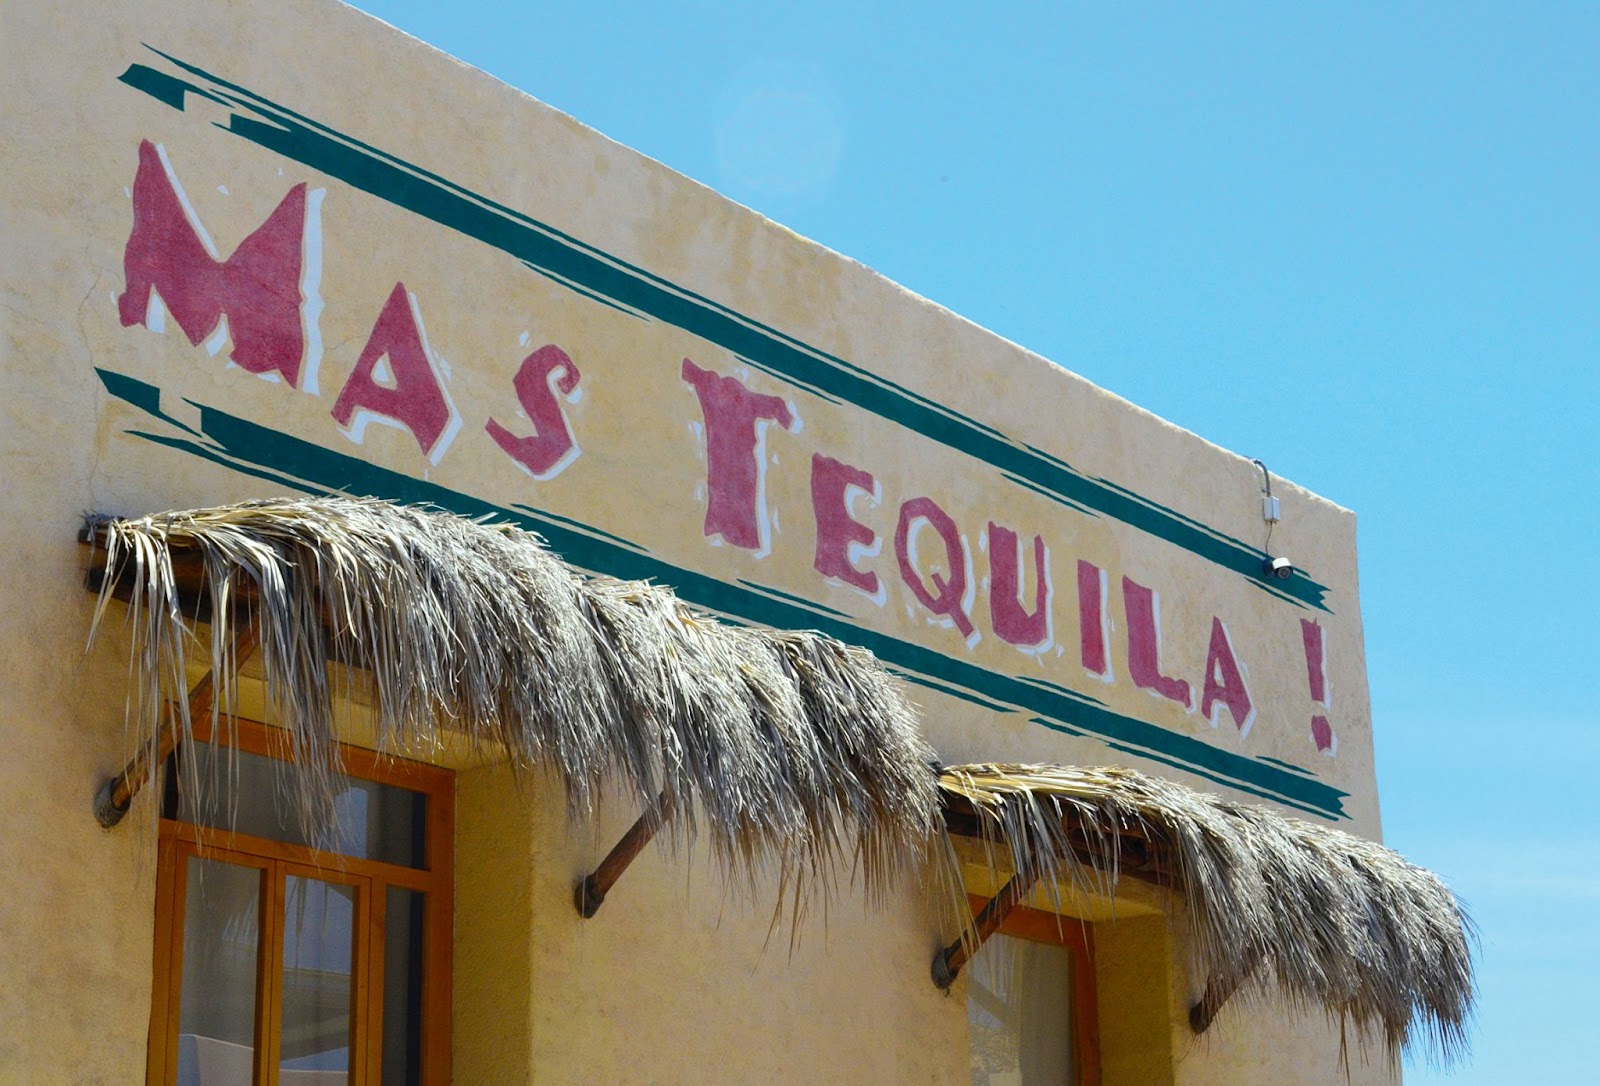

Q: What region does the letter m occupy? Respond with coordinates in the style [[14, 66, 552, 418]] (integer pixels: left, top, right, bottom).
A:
[[118, 140, 313, 387]]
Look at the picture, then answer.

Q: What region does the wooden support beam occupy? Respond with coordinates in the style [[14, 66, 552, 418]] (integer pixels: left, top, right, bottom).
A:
[[931, 866, 1038, 989], [80, 527, 224, 622], [574, 790, 673, 918], [941, 797, 1176, 890], [93, 624, 260, 828], [1188, 953, 1261, 1034]]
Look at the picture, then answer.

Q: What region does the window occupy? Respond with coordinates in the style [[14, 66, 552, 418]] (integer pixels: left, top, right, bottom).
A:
[[146, 717, 453, 1086], [967, 897, 1100, 1086]]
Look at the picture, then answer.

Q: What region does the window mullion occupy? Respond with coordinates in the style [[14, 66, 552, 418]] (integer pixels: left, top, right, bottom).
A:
[[256, 860, 285, 1086], [349, 873, 374, 1084], [149, 835, 188, 1086], [367, 877, 390, 1086], [422, 780, 454, 1085]]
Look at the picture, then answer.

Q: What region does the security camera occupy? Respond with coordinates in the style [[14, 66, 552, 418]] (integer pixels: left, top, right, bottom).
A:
[[1264, 556, 1294, 580]]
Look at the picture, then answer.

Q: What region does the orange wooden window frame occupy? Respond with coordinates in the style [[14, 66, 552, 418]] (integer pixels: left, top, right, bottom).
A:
[[146, 717, 454, 1086], [967, 894, 1103, 1086]]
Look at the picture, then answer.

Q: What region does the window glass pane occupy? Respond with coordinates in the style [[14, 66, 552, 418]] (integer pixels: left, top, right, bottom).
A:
[[177, 856, 262, 1085], [176, 742, 428, 868], [382, 887, 426, 1086], [968, 933, 1073, 1086], [280, 875, 356, 1083]]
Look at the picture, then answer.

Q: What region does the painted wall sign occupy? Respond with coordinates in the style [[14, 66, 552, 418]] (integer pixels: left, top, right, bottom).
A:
[[0, 6, 1399, 1081], [67, 40, 1373, 824]]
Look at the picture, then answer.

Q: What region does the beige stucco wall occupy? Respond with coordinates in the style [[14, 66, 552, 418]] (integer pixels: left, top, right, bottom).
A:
[[455, 769, 1402, 1086], [0, 0, 1391, 1082], [455, 766, 970, 1085], [1164, 911, 1401, 1086]]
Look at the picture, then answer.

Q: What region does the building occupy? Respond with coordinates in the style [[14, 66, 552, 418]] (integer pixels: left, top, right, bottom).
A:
[[0, 1, 1472, 1083]]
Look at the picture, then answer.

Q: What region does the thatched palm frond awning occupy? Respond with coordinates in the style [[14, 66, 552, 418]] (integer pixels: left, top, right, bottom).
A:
[[84, 497, 939, 895], [82, 497, 1473, 1064], [937, 764, 1475, 1063]]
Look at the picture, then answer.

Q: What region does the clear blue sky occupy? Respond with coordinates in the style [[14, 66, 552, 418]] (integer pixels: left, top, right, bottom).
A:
[[351, 2, 1597, 1080]]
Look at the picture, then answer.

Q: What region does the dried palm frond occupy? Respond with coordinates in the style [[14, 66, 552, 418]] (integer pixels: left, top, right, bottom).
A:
[[84, 496, 1475, 1063], [938, 764, 1474, 1064], [87, 497, 938, 898]]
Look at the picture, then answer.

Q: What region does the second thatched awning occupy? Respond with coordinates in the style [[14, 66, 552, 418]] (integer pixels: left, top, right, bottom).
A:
[[935, 763, 1475, 1063]]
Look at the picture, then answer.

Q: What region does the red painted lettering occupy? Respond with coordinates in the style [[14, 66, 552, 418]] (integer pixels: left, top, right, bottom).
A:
[[1301, 619, 1336, 755], [681, 359, 795, 552], [118, 140, 314, 387], [331, 283, 458, 460], [1122, 576, 1192, 708], [895, 497, 975, 639], [1200, 618, 1254, 732], [486, 344, 582, 478], [1077, 560, 1111, 680], [1301, 619, 1329, 704], [988, 523, 1051, 649], [810, 454, 882, 599]]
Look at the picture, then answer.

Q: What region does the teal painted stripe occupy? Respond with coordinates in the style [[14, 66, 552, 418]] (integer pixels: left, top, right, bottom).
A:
[[1248, 575, 1312, 611], [118, 52, 1334, 612], [520, 261, 646, 319], [1029, 718, 1334, 819], [131, 429, 317, 494], [900, 672, 1022, 715], [103, 370, 198, 435], [118, 60, 225, 111], [1000, 471, 1098, 516], [736, 580, 850, 621], [93, 370, 1349, 819], [511, 504, 641, 552], [736, 355, 845, 407], [1258, 755, 1317, 778], [1014, 673, 1106, 705]]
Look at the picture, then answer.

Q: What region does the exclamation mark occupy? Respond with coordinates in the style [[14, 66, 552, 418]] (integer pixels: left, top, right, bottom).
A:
[[1301, 619, 1336, 756]]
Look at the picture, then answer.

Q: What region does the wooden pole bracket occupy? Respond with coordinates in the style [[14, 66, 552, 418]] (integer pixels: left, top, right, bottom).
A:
[[574, 790, 673, 918], [1189, 953, 1261, 1034], [931, 867, 1038, 990], [93, 625, 260, 828]]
